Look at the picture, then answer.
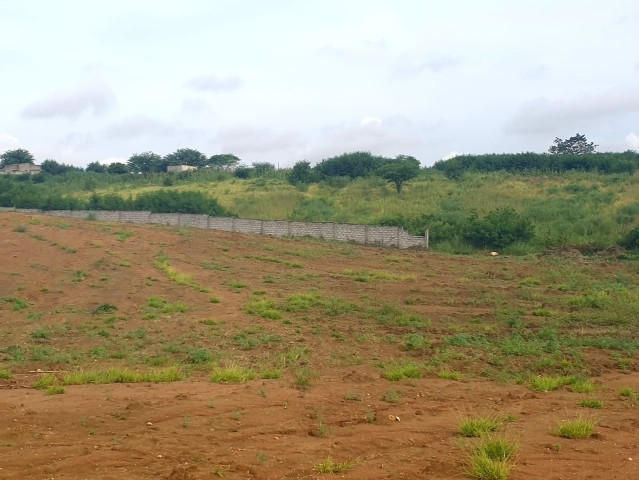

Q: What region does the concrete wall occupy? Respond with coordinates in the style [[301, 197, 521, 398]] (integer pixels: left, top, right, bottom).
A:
[[1, 207, 428, 249]]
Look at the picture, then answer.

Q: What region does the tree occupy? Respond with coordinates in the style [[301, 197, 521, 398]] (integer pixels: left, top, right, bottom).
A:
[[549, 133, 598, 155], [106, 162, 129, 174], [0, 148, 35, 168], [376, 155, 421, 193], [288, 160, 316, 184], [86, 161, 107, 173], [315, 151, 386, 179], [41, 159, 80, 175], [164, 148, 207, 168], [252, 162, 276, 176], [127, 151, 163, 174], [208, 153, 241, 170]]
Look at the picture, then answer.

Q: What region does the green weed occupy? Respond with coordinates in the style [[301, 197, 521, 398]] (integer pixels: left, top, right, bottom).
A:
[[579, 399, 604, 409], [383, 362, 422, 381], [459, 416, 502, 437], [552, 418, 596, 439], [210, 364, 255, 383], [313, 456, 356, 474]]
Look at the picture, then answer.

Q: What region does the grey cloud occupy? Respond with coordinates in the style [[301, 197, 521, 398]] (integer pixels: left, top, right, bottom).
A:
[[217, 126, 301, 154], [181, 98, 214, 115], [104, 115, 178, 139], [308, 117, 422, 162], [398, 57, 460, 76], [522, 64, 547, 79], [185, 74, 241, 92], [22, 81, 116, 119], [504, 90, 639, 135]]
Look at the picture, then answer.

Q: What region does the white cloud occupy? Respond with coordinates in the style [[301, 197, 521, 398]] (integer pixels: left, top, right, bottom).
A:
[[104, 115, 178, 139], [0, 132, 19, 151], [185, 74, 242, 92], [22, 80, 116, 119], [308, 116, 422, 161], [442, 151, 461, 160], [626, 132, 639, 150], [217, 126, 301, 154], [101, 156, 126, 165], [181, 98, 214, 115], [504, 90, 639, 135]]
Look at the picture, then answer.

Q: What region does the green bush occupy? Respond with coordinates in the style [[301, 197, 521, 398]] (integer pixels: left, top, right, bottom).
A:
[[622, 226, 639, 249], [463, 208, 534, 249]]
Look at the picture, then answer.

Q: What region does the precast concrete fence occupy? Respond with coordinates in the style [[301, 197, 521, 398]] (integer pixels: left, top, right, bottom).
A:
[[1, 208, 429, 249]]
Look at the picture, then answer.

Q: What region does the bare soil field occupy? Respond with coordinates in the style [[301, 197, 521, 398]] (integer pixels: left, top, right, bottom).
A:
[[1, 211, 638, 479]]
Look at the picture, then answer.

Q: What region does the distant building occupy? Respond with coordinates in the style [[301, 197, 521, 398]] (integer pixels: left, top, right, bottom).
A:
[[0, 163, 42, 175], [166, 165, 198, 173]]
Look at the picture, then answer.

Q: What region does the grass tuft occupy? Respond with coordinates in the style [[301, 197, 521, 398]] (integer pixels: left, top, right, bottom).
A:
[[578, 399, 604, 409], [210, 364, 255, 383], [459, 416, 502, 437], [383, 362, 422, 381], [63, 367, 183, 385], [552, 418, 596, 439], [313, 456, 356, 474]]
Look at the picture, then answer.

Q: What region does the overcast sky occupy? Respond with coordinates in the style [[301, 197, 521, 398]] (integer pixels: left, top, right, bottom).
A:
[[1, 0, 639, 168]]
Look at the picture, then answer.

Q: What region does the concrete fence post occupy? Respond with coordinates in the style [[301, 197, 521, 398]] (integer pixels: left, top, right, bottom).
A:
[[287, 221, 291, 237], [425, 228, 429, 249], [332, 223, 337, 240], [364, 225, 369, 245], [260, 220, 264, 234], [117, 211, 123, 222], [231, 217, 236, 232], [207, 215, 211, 229], [397, 227, 401, 248]]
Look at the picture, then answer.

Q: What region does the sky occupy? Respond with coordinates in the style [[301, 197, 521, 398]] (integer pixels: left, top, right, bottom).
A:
[[1, 0, 639, 168]]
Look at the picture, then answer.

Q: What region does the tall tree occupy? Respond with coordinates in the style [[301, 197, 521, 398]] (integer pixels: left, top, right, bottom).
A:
[[288, 160, 315, 184], [377, 155, 421, 193], [252, 162, 276, 176], [208, 153, 241, 170], [127, 151, 163, 174], [0, 148, 35, 168], [106, 162, 129, 174], [86, 161, 107, 173], [164, 148, 207, 168], [548, 133, 598, 155]]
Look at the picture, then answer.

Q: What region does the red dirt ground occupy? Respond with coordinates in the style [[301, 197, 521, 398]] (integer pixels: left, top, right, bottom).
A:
[[0, 212, 638, 479]]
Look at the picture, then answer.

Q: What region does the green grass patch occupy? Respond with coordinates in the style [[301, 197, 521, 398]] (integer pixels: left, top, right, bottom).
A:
[[459, 416, 502, 437], [0, 369, 12, 380], [552, 418, 596, 439], [383, 362, 422, 381], [93, 303, 117, 314], [245, 255, 303, 268], [0, 297, 30, 312], [63, 367, 183, 385], [578, 399, 604, 409], [153, 251, 209, 292], [438, 370, 463, 380], [529, 375, 578, 392], [44, 385, 65, 395], [313, 456, 356, 474], [244, 297, 282, 319], [569, 379, 598, 393], [293, 367, 315, 389], [210, 364, 255, 383], [371, 304, 430, 329], [342, 269, 415, 282], [466, 451, 512, 480]]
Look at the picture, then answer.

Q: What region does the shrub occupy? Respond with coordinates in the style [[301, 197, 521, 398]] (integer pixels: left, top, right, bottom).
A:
[[463, 208, 534, 249], [622, 226, 639, 249]]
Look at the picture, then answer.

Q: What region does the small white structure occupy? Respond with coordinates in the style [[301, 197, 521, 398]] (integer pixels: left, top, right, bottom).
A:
[[0, 163, 42, 175], [167, 165, 197, 173]]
